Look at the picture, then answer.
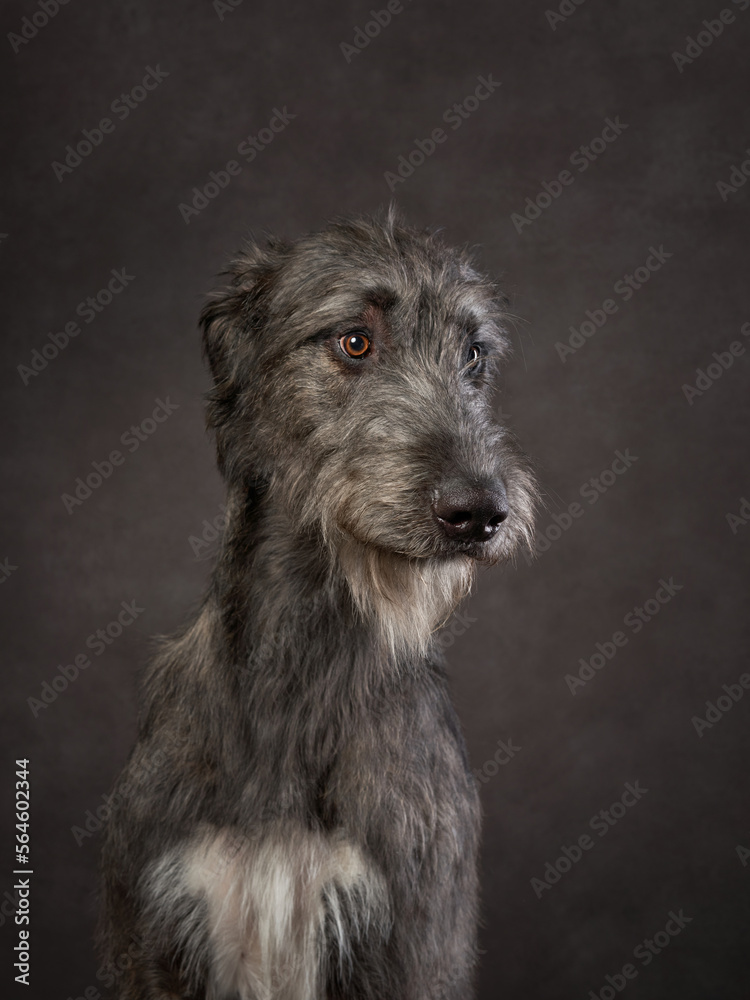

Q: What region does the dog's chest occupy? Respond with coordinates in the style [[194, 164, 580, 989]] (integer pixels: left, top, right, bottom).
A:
[[322, 681, 480, 875], [144, 670, 479, 998]]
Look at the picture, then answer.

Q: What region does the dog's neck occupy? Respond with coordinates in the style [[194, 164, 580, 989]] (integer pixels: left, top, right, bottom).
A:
[[208, 484, 475, 668]]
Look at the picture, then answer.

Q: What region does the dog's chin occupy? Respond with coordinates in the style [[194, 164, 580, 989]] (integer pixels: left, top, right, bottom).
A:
[[332, 528, 477, 659]]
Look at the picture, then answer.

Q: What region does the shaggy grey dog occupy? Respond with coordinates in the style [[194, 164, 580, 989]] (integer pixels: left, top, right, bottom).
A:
[[99, 209, 537, 999]]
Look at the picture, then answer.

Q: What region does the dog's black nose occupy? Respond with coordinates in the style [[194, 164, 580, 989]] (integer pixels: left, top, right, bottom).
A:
[[433, 483, 509, 543]]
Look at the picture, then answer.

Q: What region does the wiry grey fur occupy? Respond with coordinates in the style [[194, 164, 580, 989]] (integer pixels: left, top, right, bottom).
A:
[[99, 208, 537, 1000]]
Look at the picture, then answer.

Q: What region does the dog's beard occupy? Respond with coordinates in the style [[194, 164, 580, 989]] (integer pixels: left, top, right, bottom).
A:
[[272, 450, 535, 659], [333, 532, 476, 662]]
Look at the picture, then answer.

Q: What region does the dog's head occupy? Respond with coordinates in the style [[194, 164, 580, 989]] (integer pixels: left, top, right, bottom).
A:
[[201, 210, 537, 654]]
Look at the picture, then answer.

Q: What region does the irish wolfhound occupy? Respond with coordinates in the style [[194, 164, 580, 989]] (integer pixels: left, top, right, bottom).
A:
[[99, 209, 537, 999]]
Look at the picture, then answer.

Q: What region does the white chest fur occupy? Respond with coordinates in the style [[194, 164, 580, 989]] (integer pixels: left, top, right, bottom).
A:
[[142, 823, 390, 1000]]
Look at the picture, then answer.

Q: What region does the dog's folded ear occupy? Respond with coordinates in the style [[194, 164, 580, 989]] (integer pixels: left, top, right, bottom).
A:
[[200, 236, 291, 385], [200, 235, 292, 479]]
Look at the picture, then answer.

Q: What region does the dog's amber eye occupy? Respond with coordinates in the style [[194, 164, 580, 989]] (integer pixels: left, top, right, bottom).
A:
[[339, 332, 371, 358]]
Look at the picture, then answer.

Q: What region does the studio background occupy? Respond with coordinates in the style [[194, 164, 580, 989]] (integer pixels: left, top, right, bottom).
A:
[[2, 0, 749, 997]]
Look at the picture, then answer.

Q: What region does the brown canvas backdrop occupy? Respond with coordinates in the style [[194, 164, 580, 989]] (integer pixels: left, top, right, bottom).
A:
[[1, 0, 749, 997]]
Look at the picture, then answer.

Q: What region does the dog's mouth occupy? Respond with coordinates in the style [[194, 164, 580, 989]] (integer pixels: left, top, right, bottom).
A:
[[334, 517, 506, 565], [437, 536, 501, 561]]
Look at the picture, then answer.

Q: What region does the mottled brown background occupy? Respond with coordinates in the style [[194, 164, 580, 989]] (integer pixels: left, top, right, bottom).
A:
[[2, 0, 749, 997]]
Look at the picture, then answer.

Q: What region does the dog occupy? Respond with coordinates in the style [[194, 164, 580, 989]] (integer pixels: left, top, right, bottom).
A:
[[99, 208, 537, 999]]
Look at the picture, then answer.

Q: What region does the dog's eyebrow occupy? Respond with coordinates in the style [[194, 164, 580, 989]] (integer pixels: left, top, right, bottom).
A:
[[363, 287, 398, 312], [446, 306, 489, 340], [303, 289, 397, 345], [304, 323, 345, 344], [475, 321, 507, 348], [459, 314, 480, 338]]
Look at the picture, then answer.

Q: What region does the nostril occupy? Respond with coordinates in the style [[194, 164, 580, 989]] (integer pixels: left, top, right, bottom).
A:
[[487, 510, 508, 528], [441, 509, 473, 527]]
